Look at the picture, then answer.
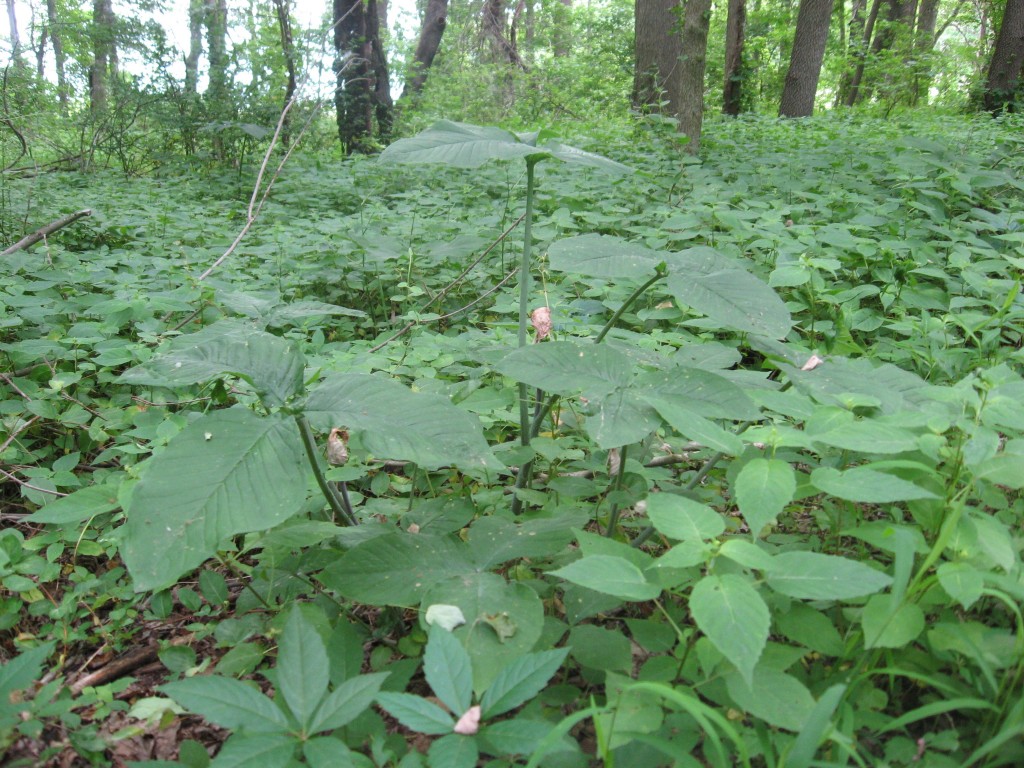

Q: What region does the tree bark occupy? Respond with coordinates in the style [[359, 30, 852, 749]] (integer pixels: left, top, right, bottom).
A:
[[984, 0, 1024, 113], [6, 0, 22, 64], [676, 0, 712, 152], [205, 0, 229, 108], [910, 0, 939, 104], [402, 0, 449, 99], [45, 0, 67, 111], [482, 0, 526, 67], [780, 0, 835, 116], [633, 0, 683, 115], [844, 0, 880, 104], [334, 0, 392, 153], [184, 0, 203, 96], [723, 0, 747, 114], [90, 0, 116, 114], [273, 0, 298, 145]]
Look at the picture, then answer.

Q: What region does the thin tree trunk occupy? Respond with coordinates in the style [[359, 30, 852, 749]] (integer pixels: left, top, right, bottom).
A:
[[90, 0, 115, 114], [836, 0, 865, 105], [46, 0, 67, 111], [368, 0, 393, 139], [676, 0, 713, 152], [910, 0, 939, 104], [482, 0, 526, 67], [723, 0, 747, 114], [780, 0, 835, 116], [273, 0, 298, 145], [402, 0, 448, 99], [184, 0, 203, 96], [844, 0, 881, 104], [6, 0, 21, 64], [984, 0, 1024, 113]]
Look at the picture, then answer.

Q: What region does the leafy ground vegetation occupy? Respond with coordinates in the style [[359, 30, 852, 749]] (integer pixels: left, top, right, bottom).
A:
[[2, 111, 1024, 768]]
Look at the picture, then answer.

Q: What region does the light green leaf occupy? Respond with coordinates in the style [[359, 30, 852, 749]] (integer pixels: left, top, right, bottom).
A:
[[308, 673, 389, 734], [735, 458, 795, 538], [861, 594, 925, 649], [0, 641, 55, 705], [278, 609, 329, 728], [122, 410, 306, 592], [424, 624, 474, 717], [304, 373, 501, 472], [645, 493, 725, 541], [810, 420, 920, 454], [380, 120, 538, 167], [591, 388, 661, 448], [26, 481, 121, 524], [937, 562, 984, 610], [645, 399, 745, 454], [428, 733, 480, 768], [690, 574, 769, 687], [480, 648, 569, 719], [551, 555, 662, 602], [785, 684, 847, 768], [376, 692, 453, 735], [547, 234, 663, 279], [320, 532, 474, 606], [302, 737, 360, 768], [766, 552, 892, 600], [544, 140, 633, 174], [634, 366, 761, 421], [161, 677, 291, 732], [119, 319, 304, 407], [810, 466, 939, 502], [210, 733, 296, 768], [494, 341, 633, 398], [725, 666, 815, 731], [666, 247, 792, 338]]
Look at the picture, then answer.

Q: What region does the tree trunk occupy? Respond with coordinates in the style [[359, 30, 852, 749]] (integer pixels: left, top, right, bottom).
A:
[[844, 0, 880, 104], [334, 0, 392, 153], [368, 0, 393, 139], [780, 0, 834, 116], [273, 0, 298, 145], [184, 0, 203, 96], [723, 0, 747, 114], [633, 0, 683, 115], [45, 0, 68, 112], [205, 0, 229, 108], [910, 0, 939, 104], [676, 0, 712, 152], [984, 0, 1024, 113], [6, 0, 22, 64], [90, 0, 116, 115], [402, 0, 448, 99], [482, 0, 526, 67]]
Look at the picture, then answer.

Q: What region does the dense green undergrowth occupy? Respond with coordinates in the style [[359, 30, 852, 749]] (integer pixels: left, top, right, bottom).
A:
[[2, 112, 1024, 768]]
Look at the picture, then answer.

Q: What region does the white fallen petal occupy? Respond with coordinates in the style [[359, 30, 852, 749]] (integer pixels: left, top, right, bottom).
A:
[[453, 705, 481, 735], [424, 604, 466, 631]]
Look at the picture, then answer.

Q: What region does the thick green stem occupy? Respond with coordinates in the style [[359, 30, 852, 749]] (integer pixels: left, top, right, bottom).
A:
[[295, 415, 357, 526], [512, 159, 538, 515], [595, 269, 665, 344], [604, 444, 629, 537]]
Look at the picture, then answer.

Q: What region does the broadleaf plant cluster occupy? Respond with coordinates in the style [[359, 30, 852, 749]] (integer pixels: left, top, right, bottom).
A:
[[3, 114, 1024, 767]]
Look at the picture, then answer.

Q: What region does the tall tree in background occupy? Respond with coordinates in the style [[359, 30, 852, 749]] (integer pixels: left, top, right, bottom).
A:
[[6, 0, 22, 64], [842, 0, 880, 104], [676, 0, 712, 151], [723, 0, 747, 114], [983, 0, 1024, 113], [273, 0, 298, 144], [90, 0, 117, 114], [779, 0, 834, 116], [45, 0, 68, 111], [334, 0, 392, 153], [205, 0, 229, 110], [184, 0, 203, 96], [401, 0, 449, 99], [482, 0, 526, 67], [911, 0, 940, 103], [633, 0, 683, 115]]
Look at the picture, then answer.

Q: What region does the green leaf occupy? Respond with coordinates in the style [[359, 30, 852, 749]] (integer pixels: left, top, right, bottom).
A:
[[320, 532, 474, 606], [547, 234, 663, 279], [665, 247, 792, 338], [634, 366, 761, 421], [424, 625, 474, 717], [308, 673, 389, 734], [494, 341, 633, 398], [25, 481, 121, 524], [690, 574, 769, 686], [785, 684, 847, 768], [465, 515, 581, 570], [120, 319, 304, 407], [302, 737, 360, 768], [428, 733, 480, 768], [766, 552, 892, 600], [210, 733, 296, 768], [543, 139, 633, 174], [937, 561, 984, 610], [568, 624, 632, 673], [480, 648, 569, 719], [735, 458, 795, 538], [161, 677, 291, 732], [810, 466, 939, 502], [645, 493, 725, 541], [304, 373, 501, 472], [590, 389, 661, 448], [277, 609, 330, 728], [724, 666, 815, 731], [380, 120, 539, 167], [861, 595, 925, 649], [645, 399, 745, 455], [550, 555, 662, 602], [376, 692, 454, 735], [810, 420, 920, 454], [122, 410, 306, 592], [0, 641, 55, 706]]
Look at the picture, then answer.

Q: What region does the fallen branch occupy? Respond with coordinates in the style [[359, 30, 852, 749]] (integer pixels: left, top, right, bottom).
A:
[[1, 209, 92, 257]]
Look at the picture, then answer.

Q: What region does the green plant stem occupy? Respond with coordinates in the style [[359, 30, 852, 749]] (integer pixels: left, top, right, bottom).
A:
[[604, 444, 629, 537], [295, 415, 357, 526], [512, 159, 538, 515], [594, 270, 665, 344]]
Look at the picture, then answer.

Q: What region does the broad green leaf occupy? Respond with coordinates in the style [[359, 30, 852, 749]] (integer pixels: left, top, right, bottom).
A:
[[380, 120, 538, 166], [568, 624, 632, 673], [665, 247, 792, 338], [690, 574, 769, 686], [766, 552, 892, 600], [278, 609, 329, 728], [424, 624, 474, 717], [810, 420, 920, 454], [717, 539, 776, 571], [162, 677, 291, 732], [724, 666, 815, 731], [308, 673, 389, 734], [421, 572, 544, 692], [304, 373, 501, 472], [302, 737, 360, 768], [493, 341, 633, 398], [0, 641, 55, 709], [785, 684, 847, 768], [973, 439, 1024, 488], [428, 733, 480, 768], [634, 367, 761, 421], [735, 458, 796, 538], [320, 533, 474, 606], [210, 732, 296, 768], [119, 319, 304, 407], [547, 234, 663, 279], [810, 466, 939, 503], [544, 140, 633, 174], [774, 603, 845, 657], [645, 493, 725, 541], [122, 410, 306, 592], [591, 388, 661, 448], [376, 692, 453, 735], [551, 555, 662, 602], [861, 594, 925, 649], [26, 481, 121, 524], [937, 561, 984, 610], [479, 719, 576, 759], [466, 514, 581, 570], [784, 356, 935, 415], [480, 648, 569, 719], [645, 399, 744, 454]]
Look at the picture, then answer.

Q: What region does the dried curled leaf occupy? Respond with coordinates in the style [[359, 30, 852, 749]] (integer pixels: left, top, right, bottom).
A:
[[327, 428, 349, 466], [531, 306, 552, 341]]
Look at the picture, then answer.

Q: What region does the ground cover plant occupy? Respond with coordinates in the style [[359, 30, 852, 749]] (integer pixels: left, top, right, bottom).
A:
[[2, 112, 1024, 768]]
